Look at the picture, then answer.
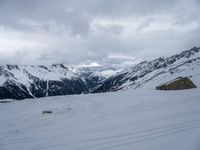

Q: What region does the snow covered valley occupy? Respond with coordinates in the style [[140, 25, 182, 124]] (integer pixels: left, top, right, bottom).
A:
[[0, 86, 200, 150]]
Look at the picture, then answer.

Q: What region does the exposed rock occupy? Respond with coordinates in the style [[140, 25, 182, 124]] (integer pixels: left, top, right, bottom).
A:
[[156, 77, 197, 90], [42, 110, 53, 114]]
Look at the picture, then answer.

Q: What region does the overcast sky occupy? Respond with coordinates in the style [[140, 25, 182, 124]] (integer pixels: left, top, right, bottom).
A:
[[0, 0, 200, 65]]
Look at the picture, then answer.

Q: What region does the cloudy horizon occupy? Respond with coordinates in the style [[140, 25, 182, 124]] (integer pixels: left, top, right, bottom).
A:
[[0, 0, 200, 65]]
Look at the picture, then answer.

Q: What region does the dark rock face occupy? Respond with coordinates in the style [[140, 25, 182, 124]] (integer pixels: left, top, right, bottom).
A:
[[93, 72, 129, 93], [42, 110, 53, 114], [0, 84, 33, 100], [29, 79, 89, 98], [156, 77, 197, 90]]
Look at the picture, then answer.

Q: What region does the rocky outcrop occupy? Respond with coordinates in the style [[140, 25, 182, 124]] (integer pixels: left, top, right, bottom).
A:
[[156, 77, 197, 90]]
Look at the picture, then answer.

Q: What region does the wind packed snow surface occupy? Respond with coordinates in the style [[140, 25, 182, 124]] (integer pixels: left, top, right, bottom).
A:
[[0, 85, 200, 150]]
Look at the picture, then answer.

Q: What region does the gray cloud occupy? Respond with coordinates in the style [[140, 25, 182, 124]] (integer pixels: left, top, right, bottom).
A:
[[0, 0, 199, 65]]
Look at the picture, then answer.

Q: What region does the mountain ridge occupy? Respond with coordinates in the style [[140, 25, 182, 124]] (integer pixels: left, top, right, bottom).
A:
[[93, 47, 200, 92], [0, 47, 199, 100]]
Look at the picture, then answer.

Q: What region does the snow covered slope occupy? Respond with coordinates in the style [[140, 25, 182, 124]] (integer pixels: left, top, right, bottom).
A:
[[0, 79, 200, 150]]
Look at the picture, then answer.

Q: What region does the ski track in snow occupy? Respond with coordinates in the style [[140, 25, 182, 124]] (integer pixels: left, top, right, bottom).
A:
[[0, 87, 200, 150]]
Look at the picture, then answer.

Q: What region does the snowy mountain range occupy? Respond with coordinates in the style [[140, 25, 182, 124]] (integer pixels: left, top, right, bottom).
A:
[[0, 47, 200, 100], [94, 47, 200, 92]]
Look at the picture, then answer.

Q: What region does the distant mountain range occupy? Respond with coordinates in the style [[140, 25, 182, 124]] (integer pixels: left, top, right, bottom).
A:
[[0, 47, 199, 100]]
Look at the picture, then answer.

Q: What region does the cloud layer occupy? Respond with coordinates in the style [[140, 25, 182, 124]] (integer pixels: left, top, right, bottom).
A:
[[0, 0, 200, 65]]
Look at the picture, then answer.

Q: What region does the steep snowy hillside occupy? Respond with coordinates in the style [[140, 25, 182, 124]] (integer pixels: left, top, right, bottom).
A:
[[0, 76, 200, 150]]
